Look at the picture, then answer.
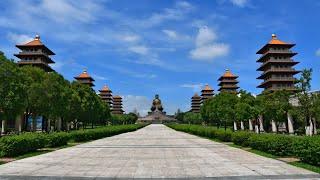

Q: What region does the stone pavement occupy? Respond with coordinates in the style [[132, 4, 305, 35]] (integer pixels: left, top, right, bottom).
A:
[[0, 124, 319, 179]]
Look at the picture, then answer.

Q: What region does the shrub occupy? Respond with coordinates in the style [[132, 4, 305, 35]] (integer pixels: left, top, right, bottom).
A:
[[0, 124, 146, 157], [167, 124, 320, 166], [0, 133, 46, 157], [215, 129, 232, 142], [167, 124, 232, 142], [45, 132, 70, 147], [293, 136, 320, 166], [231, 131, 253, 146], [70, 124, 144, 142]]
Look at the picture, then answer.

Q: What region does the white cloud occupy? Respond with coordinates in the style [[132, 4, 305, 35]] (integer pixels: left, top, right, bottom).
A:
[[92, 74, 108, 81], [195, 26, 217, 47], [162, 29, 191, 41], [141, 1, 194, 27], [190, 43, 229, 60], [180, 83, 203, 92], [119, 34, 140, 43], [230, 0, 248, 7], [176, 1, 194, 10], [40, 0, 100, 24], [128, 45, 149, 55], [162, 29, 178, 39], [316, 48, 320, 56], [190, 26, 229, 61], [122, 95, 151, 116], [7, 33, 33, 44]]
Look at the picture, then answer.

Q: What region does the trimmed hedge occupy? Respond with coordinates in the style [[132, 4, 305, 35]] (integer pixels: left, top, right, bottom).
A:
[[0, 124, 145, 157], [70, 124, 144, 142], [45, 132, 70, 148], [0, 133, 46, 157], [167, 124, 320, 166]]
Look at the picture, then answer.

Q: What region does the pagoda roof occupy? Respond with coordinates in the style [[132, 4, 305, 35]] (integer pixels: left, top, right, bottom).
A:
[[192, 93, 201, 98], [113, 95, 122, 99], [74, 69, 95, 81], [218, 69, 238, 81], [16, 35, 55, 55], [257, 34, 295, 54], [99, 85, 112, 92], [201, 84, 213, 92]]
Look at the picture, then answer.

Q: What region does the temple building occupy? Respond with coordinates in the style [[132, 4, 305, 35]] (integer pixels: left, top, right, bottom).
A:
[[201, 84, 214, 104], [218, 69, 239, 93], [15, 35, 55, 72], [112, 95, 124, 115], [257, 34, 300, 92], [137, 94, 176, 123], [99, 85, 113, 108], [191, 93, 201, 113], [74, 69, 95, 87]]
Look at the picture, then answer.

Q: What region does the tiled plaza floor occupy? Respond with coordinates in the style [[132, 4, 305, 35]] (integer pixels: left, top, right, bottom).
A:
[[0, 124, 318, 179]]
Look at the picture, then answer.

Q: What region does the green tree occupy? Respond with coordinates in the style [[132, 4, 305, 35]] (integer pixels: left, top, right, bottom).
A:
[[20, 66, 48, 131], [256, 90, 291, 132], [42, 72, 71, 131], [0, 52, 27, 133], [200, 98, 219, 126], [214, 93, 238, 131], [184, 112, 203, 124], [295, 68, 315, 135], [235, 90, 255, 130]]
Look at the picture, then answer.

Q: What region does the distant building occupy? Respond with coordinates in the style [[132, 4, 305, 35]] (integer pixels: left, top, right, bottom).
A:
[[74, 69, 95, 87], [218, 69, 239, 93], [112, 95, 124, 115], [99, 85, 113, 109], [15, 35, 55, 72], [201, 84, 214, 104], [191, 93, 201, 113], [257, 34, 300, 92]]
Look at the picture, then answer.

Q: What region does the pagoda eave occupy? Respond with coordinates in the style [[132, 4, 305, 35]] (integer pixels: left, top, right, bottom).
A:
[[256, 44, 295, 54], [74, 77, 95, 82], [256, 52, 297, 63], [218, 76, 238, 81], [257, 61, 299, 71], [257, 70, 300, 79], [16, 44, 55, 55], [258, 79, 296, 88], [14, 54, 55, 64], [17, 61, 54, 72]]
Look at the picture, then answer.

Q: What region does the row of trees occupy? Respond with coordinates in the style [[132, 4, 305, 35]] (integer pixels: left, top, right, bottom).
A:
[[176, 69, 320, 135], [0, 51, 136, 133]]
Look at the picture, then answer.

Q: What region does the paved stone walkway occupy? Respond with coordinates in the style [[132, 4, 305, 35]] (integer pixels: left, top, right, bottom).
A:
[[0, 124, 319, 179]]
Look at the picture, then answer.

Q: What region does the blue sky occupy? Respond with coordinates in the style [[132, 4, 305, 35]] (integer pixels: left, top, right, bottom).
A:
[[0, 0, 319, 115]]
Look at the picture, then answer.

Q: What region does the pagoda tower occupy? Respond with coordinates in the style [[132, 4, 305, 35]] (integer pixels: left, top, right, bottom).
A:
[[201, 84, 214, 104], [112, 95, 124, 115], [99, 85, 113, 108], [257, 34, 300, 92], [218, 69, 239, 93], [74, 69, 95, 87], [191, 93, 201, 113], [14, 35, 55, 72]]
